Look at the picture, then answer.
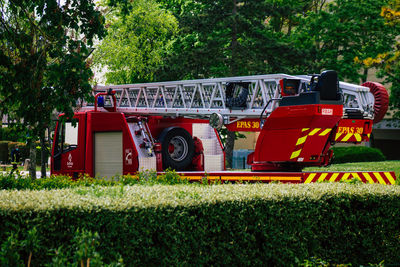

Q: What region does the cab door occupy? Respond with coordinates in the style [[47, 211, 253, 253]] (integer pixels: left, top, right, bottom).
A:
[[51, 113, 86, 178]]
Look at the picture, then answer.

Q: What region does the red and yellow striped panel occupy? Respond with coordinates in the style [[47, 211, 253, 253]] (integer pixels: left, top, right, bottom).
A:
[[303, 171, 396, 185], [334, 133, 370, 143], [290, 128, 332, 160]]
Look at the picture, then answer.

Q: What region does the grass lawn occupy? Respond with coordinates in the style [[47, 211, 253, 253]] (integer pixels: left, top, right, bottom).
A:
[[304, 160, 400, 179]]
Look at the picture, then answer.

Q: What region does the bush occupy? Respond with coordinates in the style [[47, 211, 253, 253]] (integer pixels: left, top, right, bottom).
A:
[[331, 146, 386, 164], [0, 183, 400, 265], [0, 169, 189, 190]]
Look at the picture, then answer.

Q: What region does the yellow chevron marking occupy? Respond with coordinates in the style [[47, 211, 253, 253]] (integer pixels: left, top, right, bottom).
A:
[[329, 173, 339, 182], [309, 128, 321, 136], [341, 173, 351, 181], [304, 173, 316, 183], [319, 128, 332, 136], [363, 173, 374, 184], [351, 172, 362, 181], [354, 134, 362, 142], [302, 128, 310, 132], [296, 136, 308, 145], [341, 133, 353, 142], [335, 133, 343, 140], [317, 173, 328, 182], [290, 149, 301, 159], [374, 172, 386, 184], [384, 172, 396, 185]]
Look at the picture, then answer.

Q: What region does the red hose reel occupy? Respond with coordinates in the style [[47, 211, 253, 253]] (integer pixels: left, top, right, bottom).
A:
[[361, 81, 389, 123]]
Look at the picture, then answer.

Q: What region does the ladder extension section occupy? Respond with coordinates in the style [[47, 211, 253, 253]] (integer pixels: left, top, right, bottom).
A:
[[80, 74, 374, 120]]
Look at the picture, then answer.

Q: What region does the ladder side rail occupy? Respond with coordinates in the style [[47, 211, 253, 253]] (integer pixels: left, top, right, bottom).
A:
[[160, 86, 168, 108], [141, 87, 150, 108], [178, 85, 187, 109], [218, 83, 226, 109], [151, 87, 160, 108], [248, 80, 260, 109], [197, 83, 206, 109], [208, 84, 218, 109]]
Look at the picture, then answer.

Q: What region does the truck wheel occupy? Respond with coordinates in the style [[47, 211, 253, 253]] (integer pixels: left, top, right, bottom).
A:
[[362, 82, 389, 123], [159, 127, 194, 170]]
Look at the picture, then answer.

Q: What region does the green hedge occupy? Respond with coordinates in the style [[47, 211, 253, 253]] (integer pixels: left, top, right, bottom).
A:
[[1, 183, 400, 265], [331, 146, 386, 164]]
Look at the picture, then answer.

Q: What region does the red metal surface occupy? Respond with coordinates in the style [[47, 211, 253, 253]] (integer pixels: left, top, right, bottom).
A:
[[172, 171, 397, 184], [250, 104, 343, 171], [226, 118, 261, 132], [334, 119, 372, 143]]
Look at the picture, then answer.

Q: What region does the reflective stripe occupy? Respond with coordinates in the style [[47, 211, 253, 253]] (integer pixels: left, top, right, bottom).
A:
[[290, 149, 301, 159], [317, 173, 328, 182], [354, 133, 362, 142], [341, 173, 351, 181], [296, 136, 308, 145], [374, 172, 386, 184], [351, 172, 361, 181], [363, 173, 374, 184], [309, 128, 321, 136], [385, 172, 396, 185], [335, 133, 343, 140], [319, 129, 332, 136], [329, 173, 339, 182], [304, 173, 316, 183], [302, 128, 310, 132], [341, 133, 353, 142]]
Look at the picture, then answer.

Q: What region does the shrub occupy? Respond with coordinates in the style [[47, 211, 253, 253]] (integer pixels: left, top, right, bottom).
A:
[[0, 183, 400, 265], [331, 146, 385, 164], [0, 169, 190, 190]]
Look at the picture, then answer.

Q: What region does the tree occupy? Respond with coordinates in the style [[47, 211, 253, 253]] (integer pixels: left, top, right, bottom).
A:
[[0, 0, 106, 178], [93, 0, 178, 84], [292, 0, 398, 83], [156, 0, 313, 167], [360, 1, 400, 118]]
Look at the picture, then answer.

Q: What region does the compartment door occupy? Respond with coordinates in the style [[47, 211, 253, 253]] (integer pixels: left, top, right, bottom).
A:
[[94, 132, 122, 179]]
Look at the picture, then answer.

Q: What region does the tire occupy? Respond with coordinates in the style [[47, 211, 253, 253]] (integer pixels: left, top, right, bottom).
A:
[[362, 82, 389, 123], [159, 127, 194, 170]]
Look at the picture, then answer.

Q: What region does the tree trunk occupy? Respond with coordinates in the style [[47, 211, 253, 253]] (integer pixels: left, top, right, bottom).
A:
[[362, 68, 368, 84], [225, 130, 236, 169], [40, 133, 47, 178], [28, 140, 37, 179]]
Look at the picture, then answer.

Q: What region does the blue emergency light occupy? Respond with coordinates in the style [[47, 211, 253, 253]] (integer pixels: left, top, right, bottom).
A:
[[97, 96, 104, 107]]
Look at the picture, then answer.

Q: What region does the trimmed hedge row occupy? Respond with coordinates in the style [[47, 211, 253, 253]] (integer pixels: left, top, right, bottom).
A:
[[1, 183, 400, 265], [331, 146, 386, 163], [0, 169, 188, 190]]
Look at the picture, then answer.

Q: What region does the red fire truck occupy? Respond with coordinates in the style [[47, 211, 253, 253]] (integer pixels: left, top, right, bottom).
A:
[[51, 70, 397, 184]]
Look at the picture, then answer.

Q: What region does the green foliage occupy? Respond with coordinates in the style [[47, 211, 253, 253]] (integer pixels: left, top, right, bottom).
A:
[[292, 0, 398, 83], [0, 0, 106, 154], [0, 126, 25, 142], [93, 0, 178, 84], [0, 228, 124, 266], [0, 169, 189, 190], [1, 183, 400, 265], [331, 146, 386, 164]]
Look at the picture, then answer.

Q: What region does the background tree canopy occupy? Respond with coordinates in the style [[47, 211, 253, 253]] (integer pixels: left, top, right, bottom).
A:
[[0, 0, 106, 177], [1, 0, 399, 171]]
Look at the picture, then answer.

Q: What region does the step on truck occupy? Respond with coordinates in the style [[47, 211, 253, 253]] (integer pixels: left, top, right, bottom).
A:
[[50, 70, 397, 184]]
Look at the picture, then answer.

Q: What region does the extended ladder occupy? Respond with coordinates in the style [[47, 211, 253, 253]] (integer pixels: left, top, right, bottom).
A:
[[79, 74, 375, 121]]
